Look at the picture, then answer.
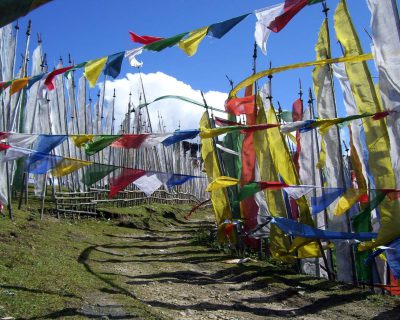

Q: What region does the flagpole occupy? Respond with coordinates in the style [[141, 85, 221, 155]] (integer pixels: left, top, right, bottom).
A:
[[321, 0, 358, 285], [308, 88, 335, 281]]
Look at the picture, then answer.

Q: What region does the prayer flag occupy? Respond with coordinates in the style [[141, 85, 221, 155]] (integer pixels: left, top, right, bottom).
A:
[[129, 31, 164, 45], [82, 163, 118, 186], [166, 174, 195, 188], [161, 130, 199, 146], [45, 66, 73, 90], [238, 181, 289, 201], [71, 134, 95, 148], [334, 189, 367, 216], [206, 176, 239, 192], [125, 47, 144, 68], [225, 95, 255, 115], [335, 0, 400, 251], [268, 0, 322, 33], [207, 14, 250, 39], [200, 111, 232, 242], [109, 168, 146, 198], [103, 52, 124, 79], [33, 134, 67, 154], [111, 134, 149, 148], [272, 217, 377, 240], [311, 188, 345, 214], [133, 173, 163, 196], [10, 78, 29, 95], [254, 3, 285, 55], [84, 57, 108, 87], [178, 27, 208, 57], [0, 144, 10, 151], [51, 157, 92, 177], [85, 135, 121, 156], [144, 33, 188, 51], [26, 153, 63, 174]]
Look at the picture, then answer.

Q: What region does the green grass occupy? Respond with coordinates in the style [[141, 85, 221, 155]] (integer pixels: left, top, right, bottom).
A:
[[0, 198, 200, 319]]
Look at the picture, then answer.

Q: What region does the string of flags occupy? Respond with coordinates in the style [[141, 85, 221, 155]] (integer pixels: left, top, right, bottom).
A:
[[0, 0, 341, 98], [0, 105, 395, 159], [0, 143, 202, 199]]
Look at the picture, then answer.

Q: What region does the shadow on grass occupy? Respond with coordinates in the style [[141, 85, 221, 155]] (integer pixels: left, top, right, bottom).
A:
[[0, 284, 79, 299], [21, 306, 137, 319]]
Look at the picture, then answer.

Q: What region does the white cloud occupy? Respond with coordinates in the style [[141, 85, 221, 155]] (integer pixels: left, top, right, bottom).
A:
[[102, 71, 228, 133]]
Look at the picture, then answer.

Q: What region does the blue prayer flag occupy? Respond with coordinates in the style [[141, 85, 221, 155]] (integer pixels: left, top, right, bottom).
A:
[[166, 174, 195, 188], [26, 153, 63, 174], [207, 14, 250, 39], [311, 188, 345, 215], [104, 52, 124, 79], [271, 217, 377, 241], [34, 134, 68, 154], [162, 130, 200, 147]]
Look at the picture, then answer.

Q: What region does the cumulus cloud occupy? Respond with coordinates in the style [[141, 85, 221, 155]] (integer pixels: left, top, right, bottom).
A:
[[102, 71, 228, 133]]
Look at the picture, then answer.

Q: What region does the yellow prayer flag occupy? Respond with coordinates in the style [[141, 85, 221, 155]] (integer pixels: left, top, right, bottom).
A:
[[51, 157, 92, 177], [297, 241, 322, 259], [71, 134, 95, 148], [199, 126, 243, 139], [335, 0, 400, 250], [254, 107, 293, 261], [264, 102, 318, 258], [84, 57, 108, 87], [206, 176, 239, 192], [334, 189, 366, 216], [178, 27, 208, 57], [229, 53, 373, 99], [200, 111, 232, 243], [316, 139, 326, 169], [10, 78, 29, 95], [315, 118, 343, 135]]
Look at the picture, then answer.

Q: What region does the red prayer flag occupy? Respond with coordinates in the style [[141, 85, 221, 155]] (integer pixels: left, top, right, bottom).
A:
[[292, 98, 303, 122], [292, 98, 303, 173], [0, 132, 10, 140], [225, 95, 256, 116], [372, 110, 391, 120], [109, 168, 146, 198], [0, 143, 10, 151], [259, 181, 290, 190], [129, 31, 164, 45], [45, 66, 73, 90], [214, 116, 240, 127], [111, 134, 149, 149], [241, 123, 280, 133], [240, 85, 259, 249], [268, 0, 308, 33]]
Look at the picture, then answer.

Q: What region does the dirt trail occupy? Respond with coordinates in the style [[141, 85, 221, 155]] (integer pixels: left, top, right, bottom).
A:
[[85, 216, 399, 320]]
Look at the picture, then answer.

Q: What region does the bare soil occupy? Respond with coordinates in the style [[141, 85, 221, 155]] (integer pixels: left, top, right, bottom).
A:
[[82, 214, 400, 320]]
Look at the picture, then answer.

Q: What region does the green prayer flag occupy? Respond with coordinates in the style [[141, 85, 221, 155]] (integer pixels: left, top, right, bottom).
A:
[[308, 0, 324, 4], [144, 33, 189, 52], [82, 163, 118, 186], [352, 191, 386, 282], [84, 135, 121, 156], [238, 182, 262, 202], [222, 114, 243, 219]]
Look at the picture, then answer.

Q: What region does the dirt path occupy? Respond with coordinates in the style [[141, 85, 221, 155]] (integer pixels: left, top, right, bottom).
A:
[[84, 216, 399, 320]]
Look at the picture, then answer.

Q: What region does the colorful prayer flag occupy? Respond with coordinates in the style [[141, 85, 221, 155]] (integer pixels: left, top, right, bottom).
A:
[[84, 57, 108, 87], [178, 27, 209, 56], [109, 168, 146, 198], [129, 31, 164, 45]]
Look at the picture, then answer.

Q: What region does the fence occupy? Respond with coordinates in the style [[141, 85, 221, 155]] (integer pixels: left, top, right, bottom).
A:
[[54, 188, 202, 218]]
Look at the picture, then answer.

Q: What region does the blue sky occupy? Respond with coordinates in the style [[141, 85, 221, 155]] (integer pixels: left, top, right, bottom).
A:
[[13, 0, 386, 130]]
